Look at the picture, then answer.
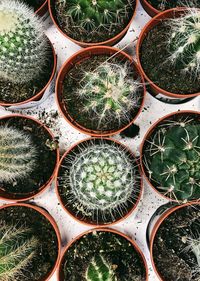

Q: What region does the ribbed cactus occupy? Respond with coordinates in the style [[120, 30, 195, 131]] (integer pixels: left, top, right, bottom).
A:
[[0, 223, 39, 281], [0, 0, 49, 84], [143, 116, 200, 201], [59, 139, 140, 223], [167, 9, 200, 76], [55, 0, 135, 42], [0, 126, 37, 183], [77, 62, 142, 129], [147, 0, 200, 11], [86, 255, 117, 281]]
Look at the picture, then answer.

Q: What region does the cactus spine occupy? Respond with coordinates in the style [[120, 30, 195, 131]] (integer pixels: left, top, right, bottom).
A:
[[55, 0, 135, 42], [0, 223, 39, 281], [0, 0, 49, 84], [143, 115, 200, 202], [77, 62, 142, 129], [0, 126, 37, 183]]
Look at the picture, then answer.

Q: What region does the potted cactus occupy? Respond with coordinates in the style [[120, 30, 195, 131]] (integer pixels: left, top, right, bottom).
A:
[[149, 201, 200, 281], [0, 203, 61, 281], [0, 0, 56, 107], [23, 0, 48, 15], [0, 114, 59, 201], [56, 46, 145, 136], [56, 138, 142, 225], [48, 0, 138, 47], [137, 8, 200, 103], [141, 111, 200, 202], [58, 228, 148, 280], [140, 0, 200, 17]]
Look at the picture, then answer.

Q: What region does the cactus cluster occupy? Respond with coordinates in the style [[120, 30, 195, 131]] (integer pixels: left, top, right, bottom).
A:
[[58, 139, 141, 223], [55, 0, 135, 42], [0, 126, 37, 184], [0, 0, 49, 84], [86, 255, 117, 281], [0, 222, 39, 281], [143, 115, 200, 202], [76, 62, 142, 130], [147, 0, 200, 11], [166, 9, 200, 77]]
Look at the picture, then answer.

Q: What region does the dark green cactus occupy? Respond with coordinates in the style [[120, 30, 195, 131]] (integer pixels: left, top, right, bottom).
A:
[[54, 0, 135, 42], [146, 0, 200, 11], [143, 115, 200, 201], [0, 223, 38, 281]]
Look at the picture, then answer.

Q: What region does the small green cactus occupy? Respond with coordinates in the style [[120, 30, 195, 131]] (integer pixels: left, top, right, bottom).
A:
[[143, 115, 200, 202], [0, 222, 39, 281], [166, 9, 200, 77], [76, 62, 142, 129], [86, 255, 117, 281], [0, 0, 49, 84], [55, 0, 135, 42], [58, 139, 141, 224], [0, 126, 37, 184]]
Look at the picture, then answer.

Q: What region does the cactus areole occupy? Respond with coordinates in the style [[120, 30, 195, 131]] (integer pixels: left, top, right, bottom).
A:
[[141, 112, 200, 202], [59, 229, 147, 281], [57, 138, 142, 225], [52, 0, 136, 43]]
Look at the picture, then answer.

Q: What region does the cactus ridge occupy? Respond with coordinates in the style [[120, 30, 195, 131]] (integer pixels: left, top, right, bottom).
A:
[[77, 62, 142, 129], [0, 0, 49, 84], [59, 140, 141, 222], [55, 0, 134, 42], [165, 8, 200, 77], [86, 255, 117, 281], [143, 116, 200, 201], [0, 222, 39, 281], [0, 126, 37, 183]]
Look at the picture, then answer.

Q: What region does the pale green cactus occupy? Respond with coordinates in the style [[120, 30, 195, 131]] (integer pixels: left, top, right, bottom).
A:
[[0, 126, 37, 183], [0, 0, 49, 84], [0, 223, 39, 281]]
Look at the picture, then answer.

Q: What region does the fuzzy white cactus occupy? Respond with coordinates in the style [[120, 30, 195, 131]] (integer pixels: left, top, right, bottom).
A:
[[0, 0, 49, 84]]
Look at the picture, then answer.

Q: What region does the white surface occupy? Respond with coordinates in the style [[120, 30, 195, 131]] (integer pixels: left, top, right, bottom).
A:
[[0, 2, 200, 280]]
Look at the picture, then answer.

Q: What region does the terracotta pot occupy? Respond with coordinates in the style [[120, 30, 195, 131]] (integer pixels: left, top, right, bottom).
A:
[[48, 0, 138, 47], [136, 8, 200, 103], [140, 110, 200, 202], [35, 0, 48, 16], [0, 38, 57, 107], [56, 137, 143, 226], [58, 228, 149, 280], [149, 201, 200, 281], [0, 114, 60, 201], [0, 202, 61, 281], [140, 0, 162, 17], [56, 46, 146, 137]]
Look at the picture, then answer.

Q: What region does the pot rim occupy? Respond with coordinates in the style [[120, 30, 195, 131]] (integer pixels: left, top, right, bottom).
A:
[[149, 201, 200, 281], [55, 136, 143, 226], [136, 7, 200, 99], [0, 202, 61, 281], [0, 114, 60, 202], [58, 227, 149, 281], [140, 110, 200, 202], [0, 37, 57, 107], [35, 0, 48, 15], [48, 0, 138, 47], [55, 45, 146, 137]]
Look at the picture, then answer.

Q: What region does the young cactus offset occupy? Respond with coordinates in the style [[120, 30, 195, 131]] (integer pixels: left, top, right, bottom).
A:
[[55, 0, 135, 42], [0, 0, 49, 84], [59, 139, 141, 223], [0, 126, 37, 184], [166, 9, 200, 77], [77, 62, 142, 129], [143, 116, 200, 201], [0, 222, 39, 281]]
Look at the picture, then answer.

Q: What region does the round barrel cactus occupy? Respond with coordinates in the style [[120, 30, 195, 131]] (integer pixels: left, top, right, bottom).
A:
[[0, 223, 38, 281], [58, 139, 141, 224], [0, 126, 37, 183], [0, 0, 49, 84], [143, 114, 200, 201], [54, 0, 135, 42], [167, 9, 200, 76]]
